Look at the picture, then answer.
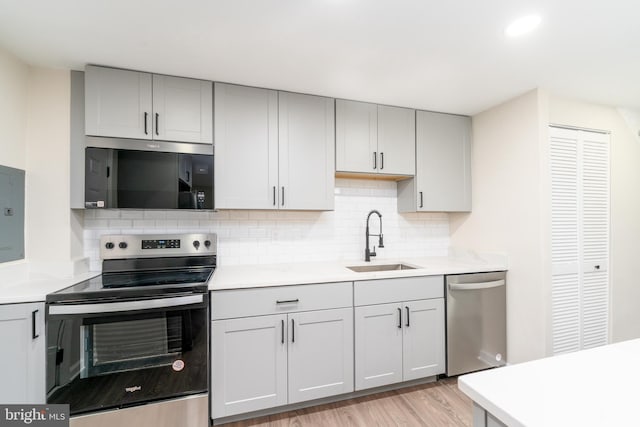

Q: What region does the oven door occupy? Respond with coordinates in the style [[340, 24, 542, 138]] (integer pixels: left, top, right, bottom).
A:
[[46, 293, 208, 415]]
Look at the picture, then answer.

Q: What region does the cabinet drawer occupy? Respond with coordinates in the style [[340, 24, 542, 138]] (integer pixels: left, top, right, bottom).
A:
[[354, 276, 443, 306], [211, 282, 353, 320]]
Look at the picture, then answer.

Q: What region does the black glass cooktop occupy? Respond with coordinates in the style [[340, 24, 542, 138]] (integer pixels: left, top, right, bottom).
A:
[[47, 267, 214, 303]]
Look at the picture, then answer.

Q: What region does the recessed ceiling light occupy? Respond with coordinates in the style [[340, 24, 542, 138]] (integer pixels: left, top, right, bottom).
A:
[[505, 15, 542, 37]]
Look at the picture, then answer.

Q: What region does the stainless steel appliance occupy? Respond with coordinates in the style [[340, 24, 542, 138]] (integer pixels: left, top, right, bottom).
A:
[[84, 137, 213, 210], [446, 271, 507, 376], [46, 233, 216, 427]]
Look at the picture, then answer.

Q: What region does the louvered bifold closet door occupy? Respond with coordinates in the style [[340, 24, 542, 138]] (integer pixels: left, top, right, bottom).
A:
[[550, 126, 610, 355], [580, 131, 610, 349], [550, 127, 581, 354]]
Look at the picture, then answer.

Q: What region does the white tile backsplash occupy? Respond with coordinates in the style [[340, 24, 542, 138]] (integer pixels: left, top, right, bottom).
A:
[[83, 178, 450, 270]]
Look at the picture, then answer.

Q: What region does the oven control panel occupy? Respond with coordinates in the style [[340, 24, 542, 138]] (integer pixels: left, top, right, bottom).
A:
[[142, 239, 181, 250], [100, 233, 216, 259]]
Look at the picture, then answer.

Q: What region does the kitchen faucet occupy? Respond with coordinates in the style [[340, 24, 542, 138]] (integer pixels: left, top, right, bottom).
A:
[[365, 210, 384, 262]]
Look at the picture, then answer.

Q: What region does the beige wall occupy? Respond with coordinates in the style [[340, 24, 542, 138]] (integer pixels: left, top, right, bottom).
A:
[[0, 48, 29, 169], [450, 89, 548, 363], [1, 44, 81, 267], [548, 94, 640, 344], [24, 68, 74, 262]]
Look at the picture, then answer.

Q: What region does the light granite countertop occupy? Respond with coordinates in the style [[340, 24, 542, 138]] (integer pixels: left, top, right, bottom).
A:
[[0, 261, 99, 304], [209, 255, 507, 291], [459, 338, 640, 427]]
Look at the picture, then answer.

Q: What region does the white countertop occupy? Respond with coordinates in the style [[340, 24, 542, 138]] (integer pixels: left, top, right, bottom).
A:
[[209, 255, 506, 290], [458, 339, 640, 427], [0, 262, 99, 304]]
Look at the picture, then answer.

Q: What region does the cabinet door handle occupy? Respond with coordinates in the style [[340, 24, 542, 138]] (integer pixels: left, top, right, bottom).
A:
[[276, 299, 299, 304], [32, 309, 39, 339], [373, 152, 377, 170], [273, 186, 276, 206], [419, 191, 424, 208], [144, 112, 148, 135], [155, 113, 159, 136], [397, 307, 402, 329], [291, 318, 295, 343], [281, 187, 285, 206], [380, 152, 384, 170], [405, 306, 410, 327], [281, 319, 284, 344]]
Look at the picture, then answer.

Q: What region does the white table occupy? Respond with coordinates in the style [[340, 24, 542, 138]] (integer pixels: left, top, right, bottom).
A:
[[458, 339, 640, 427]]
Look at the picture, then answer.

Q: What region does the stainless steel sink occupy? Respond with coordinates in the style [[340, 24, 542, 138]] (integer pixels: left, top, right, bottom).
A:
[[347, 263, 417, 273]]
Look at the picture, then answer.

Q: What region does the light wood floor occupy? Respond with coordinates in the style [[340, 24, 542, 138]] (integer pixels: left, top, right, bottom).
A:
[[219, 378, 472, 427]]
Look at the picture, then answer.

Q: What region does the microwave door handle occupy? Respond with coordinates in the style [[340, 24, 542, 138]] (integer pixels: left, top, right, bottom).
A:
[[48, 294, 203, 316]]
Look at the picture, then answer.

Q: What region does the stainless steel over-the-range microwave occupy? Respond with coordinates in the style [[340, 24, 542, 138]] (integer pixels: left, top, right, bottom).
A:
[[84, 137, 213, 210]]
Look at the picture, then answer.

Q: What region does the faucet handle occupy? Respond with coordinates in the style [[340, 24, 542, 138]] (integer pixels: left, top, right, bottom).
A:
[[371, 246, 377, 257]]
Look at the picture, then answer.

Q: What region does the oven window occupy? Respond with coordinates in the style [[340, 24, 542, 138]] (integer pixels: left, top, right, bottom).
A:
[[80, 312, 188, 378]]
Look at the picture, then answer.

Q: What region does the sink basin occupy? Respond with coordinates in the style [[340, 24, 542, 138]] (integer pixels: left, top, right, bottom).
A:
[[347, 263, 417, 273]]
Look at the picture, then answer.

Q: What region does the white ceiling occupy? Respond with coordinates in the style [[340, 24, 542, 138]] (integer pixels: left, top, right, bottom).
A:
[[0, 0, 638, 115]]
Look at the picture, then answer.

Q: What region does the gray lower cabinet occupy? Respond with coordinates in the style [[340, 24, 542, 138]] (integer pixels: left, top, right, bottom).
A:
[[211, 283, 353, 419], [398, 110, 471, 212], [214, 83, 334, 210], [85, 65, 212, 144], [335, 99, 415, 177], [211, 314, 288, 417], [0, 302, 45, 403], [354, 277, 445, 391]]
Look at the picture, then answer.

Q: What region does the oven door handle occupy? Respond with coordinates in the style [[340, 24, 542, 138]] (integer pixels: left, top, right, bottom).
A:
[[48, 294, 203, 315]]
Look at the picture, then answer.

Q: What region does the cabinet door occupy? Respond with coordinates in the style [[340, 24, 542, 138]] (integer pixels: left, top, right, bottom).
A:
[[288, 308, 353, 404], [214, 83, 279, 209], [0, 302, 45, 403], [211, 314, 287, 418], [336, 99, 378, 173], [152, 75, 213, 144], [278, 92, 335, 210], [377, 105, 415, 176], [85, 65, 152, 139], [416, 111, 471, 212], [354, 303, 403, 390], [402, 299, 445, 380]]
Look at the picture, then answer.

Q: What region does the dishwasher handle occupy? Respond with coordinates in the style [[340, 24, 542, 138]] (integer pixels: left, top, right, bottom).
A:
[[448, 279, 505, 291]]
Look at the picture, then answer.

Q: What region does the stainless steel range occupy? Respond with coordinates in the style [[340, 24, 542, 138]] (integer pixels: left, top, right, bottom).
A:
[[46, 233, 216, 427]]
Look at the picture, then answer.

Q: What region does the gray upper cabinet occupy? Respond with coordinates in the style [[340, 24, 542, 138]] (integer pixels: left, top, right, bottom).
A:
[[278, 92, 335, 210], [215, 84, 334, 211], [377, 105, 416, 176], [214, 83, 278, 209], [152, 75, 213, 144], [336, 100, 377, 173], [85, 66, 152, 140], [398, 111, 471, 212], [85, 65, 212, 144], [336, 100, 415, 176]]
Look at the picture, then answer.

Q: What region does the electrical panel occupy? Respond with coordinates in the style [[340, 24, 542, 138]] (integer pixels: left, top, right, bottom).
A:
[[0, 165, 25, 263]]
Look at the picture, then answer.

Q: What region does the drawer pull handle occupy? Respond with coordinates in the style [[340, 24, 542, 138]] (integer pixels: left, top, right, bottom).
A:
[[397, 307, 402, 329], [291, 318, 295, 343], [405, 306, 410, 327], [276, 299, 299, 304]]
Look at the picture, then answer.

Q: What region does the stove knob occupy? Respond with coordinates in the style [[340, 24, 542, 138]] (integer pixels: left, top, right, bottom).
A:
[[204, 240, 211, 248], [193, 240, 200, 249], [105, 242, 115, 250], [119, 242, 128, 249]]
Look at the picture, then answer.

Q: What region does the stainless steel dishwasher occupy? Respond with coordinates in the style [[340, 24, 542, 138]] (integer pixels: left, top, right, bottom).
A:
[[446, 271, 507, 376]]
